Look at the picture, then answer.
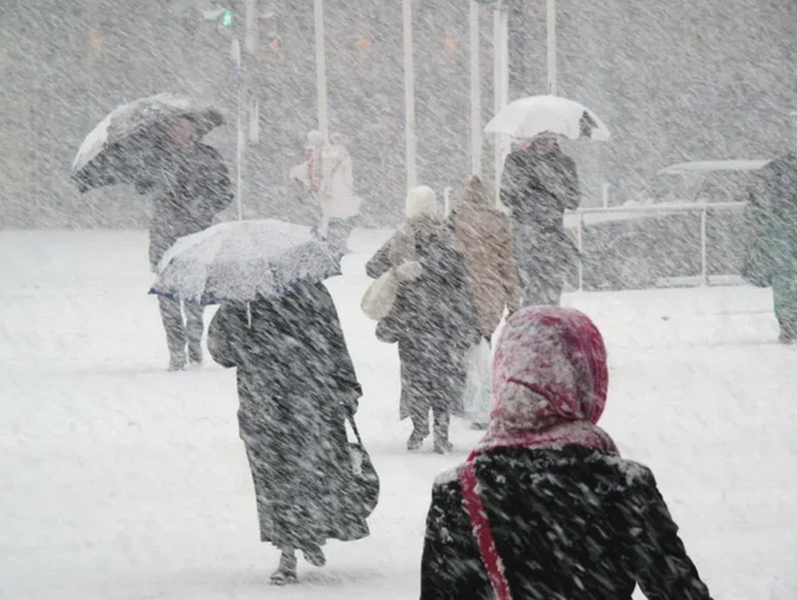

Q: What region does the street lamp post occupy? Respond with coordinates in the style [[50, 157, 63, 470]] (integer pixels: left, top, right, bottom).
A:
[[403, 0, 418, 192]]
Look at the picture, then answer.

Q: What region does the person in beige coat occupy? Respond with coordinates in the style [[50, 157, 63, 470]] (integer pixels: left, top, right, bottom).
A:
[[452, 175, 520, 339]]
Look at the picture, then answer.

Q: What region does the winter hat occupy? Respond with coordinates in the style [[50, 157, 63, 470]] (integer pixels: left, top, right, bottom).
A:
[[473, 306, 616, 455], [406, 185, 440, 220], [307, 130, 325, 147]]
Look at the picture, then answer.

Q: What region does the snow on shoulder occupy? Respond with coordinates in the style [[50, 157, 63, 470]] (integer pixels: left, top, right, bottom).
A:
[[600, 454, 652, 487], [434, 464, 465, 488]]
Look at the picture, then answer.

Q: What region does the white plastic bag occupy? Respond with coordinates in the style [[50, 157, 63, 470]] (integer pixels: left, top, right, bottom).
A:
[[462, 337, 493, 424]]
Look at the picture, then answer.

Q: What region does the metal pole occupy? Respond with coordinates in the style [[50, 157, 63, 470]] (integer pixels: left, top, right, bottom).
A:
[[493, 5, 509, 205], [470, 0, 482, 178], [245, 0, 258, 55], [547, 0, 557, 95], [578, 211, 584, 291], [403, 0, 418, 191], [231, 38, 244, 221], [701, 206, 708, 284], [314, 0, 329, 141]]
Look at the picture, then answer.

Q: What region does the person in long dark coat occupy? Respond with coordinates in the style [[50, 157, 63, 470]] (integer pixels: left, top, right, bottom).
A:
[[207, 280, 367, 585], [500, 133, 580, 306], [420, 307, 713, 600], [138, 116, 233, 370], [367, 186, 480, 453], [743, 152, 797, 343]]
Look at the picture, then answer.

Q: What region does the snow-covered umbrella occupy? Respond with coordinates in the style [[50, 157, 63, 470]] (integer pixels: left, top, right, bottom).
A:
[[72, 93, 224, 194], [485, 95, 610, 141], [150, 219, 342, 305]]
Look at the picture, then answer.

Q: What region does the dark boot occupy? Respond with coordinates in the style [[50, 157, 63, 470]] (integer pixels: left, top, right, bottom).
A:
[[408, 411, 430, 451], [270, 549, 298, 585]]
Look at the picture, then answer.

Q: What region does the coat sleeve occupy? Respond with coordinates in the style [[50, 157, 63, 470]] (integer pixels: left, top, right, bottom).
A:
[[207, 305, 246, 369], [420, 481, 492, 600], [366, 238, 394, 279], [619, 469, 713, 600], [499, 153, 524, 215], [196, 146, 234, 217], [499, 218, 521, 314], [561, 156, 581, 211]]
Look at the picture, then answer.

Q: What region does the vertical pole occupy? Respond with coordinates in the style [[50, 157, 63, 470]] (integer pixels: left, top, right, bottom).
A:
[[469, 1, 482, 178], [403, 0, 418, 192], [547, 0, 557, 95], [578, 211, 584, 291], [232, 38, 244, 221], [314, 0, 329, 141], [701, 206, 708, 285], [493, 5, 509, 205], [245, 0, 258, 55], [444, 186, 452, 218]]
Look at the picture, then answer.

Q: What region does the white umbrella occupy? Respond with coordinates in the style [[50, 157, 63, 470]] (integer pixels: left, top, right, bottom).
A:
[[150, 219, 341, 305], [485, 95, 610, 141]]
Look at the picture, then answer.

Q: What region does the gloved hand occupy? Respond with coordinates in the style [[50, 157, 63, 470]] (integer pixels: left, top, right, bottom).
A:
[[339, 390, 359, 417]]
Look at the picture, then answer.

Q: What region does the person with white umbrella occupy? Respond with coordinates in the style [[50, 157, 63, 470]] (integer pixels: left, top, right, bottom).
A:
[[500, 131, 580, 306], [489, 95, 609, 306]]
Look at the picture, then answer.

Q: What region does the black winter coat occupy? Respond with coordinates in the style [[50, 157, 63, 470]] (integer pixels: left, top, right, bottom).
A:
[[207, 282, 368, 545], [500, 146, 580, 230], [145, 142, 232, 270], [421, 445, 712, 600]]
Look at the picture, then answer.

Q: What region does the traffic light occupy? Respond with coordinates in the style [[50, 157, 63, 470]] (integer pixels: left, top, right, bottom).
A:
[[220, 9, 234, 28]]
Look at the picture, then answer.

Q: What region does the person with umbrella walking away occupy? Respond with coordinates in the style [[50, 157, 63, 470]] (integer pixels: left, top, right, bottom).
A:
[[500, 132, 580, 306], [207, 280, 368, 585], [742, 152, 797, 343], [419, 306, 714, 599], [366, 186, 480, 453], [139, 116, 233, 370]]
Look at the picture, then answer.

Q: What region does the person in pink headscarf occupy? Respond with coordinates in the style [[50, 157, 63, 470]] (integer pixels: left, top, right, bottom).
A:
[[420, 307, 712, 600]]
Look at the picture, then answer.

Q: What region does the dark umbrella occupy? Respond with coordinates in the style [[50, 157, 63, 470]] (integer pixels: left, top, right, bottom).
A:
[[71, 93, 224, 194]]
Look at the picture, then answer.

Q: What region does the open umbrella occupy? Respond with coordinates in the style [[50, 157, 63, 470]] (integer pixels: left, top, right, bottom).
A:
[[486, 95, 610, 141], [72, 93, 224, 194], [150, 219, 342, 305]]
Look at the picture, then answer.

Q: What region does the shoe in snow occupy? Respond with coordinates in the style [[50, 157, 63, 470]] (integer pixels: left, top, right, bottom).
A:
[[407, 431, 426, 451], [433, 439, 454, 454], [167, 356, 187, 372], [270, 552, 298, 585], [302, 543, 326, 567]]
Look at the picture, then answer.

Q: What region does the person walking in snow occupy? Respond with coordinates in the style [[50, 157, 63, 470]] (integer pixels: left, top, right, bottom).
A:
[[500, 132, 580, 306], [452, 175, 521, 427], [742, 152, 797, 344], [137, 115, 232, 370], [420, 306, 714, 599], [367, 186, 480, 453], [207, 280, 368, 585], [290, 130, 362, 246]]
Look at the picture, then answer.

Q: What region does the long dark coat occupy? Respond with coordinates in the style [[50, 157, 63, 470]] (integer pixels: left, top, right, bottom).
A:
[[207, 281, 368, 548], [143, 142, 232, 271], [367, 218, 480, 420], [500, 145, 580, 305], [420, 445, 713, 600]]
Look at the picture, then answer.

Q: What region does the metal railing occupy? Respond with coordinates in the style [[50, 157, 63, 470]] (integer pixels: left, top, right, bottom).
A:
[[567, 201, 748, 290]]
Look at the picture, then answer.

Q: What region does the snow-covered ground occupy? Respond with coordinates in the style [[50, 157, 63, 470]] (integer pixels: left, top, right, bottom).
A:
[[1, 229, 795, 599]]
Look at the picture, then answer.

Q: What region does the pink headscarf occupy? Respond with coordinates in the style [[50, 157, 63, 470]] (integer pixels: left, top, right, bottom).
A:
[[472, 306, 617, 456]]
